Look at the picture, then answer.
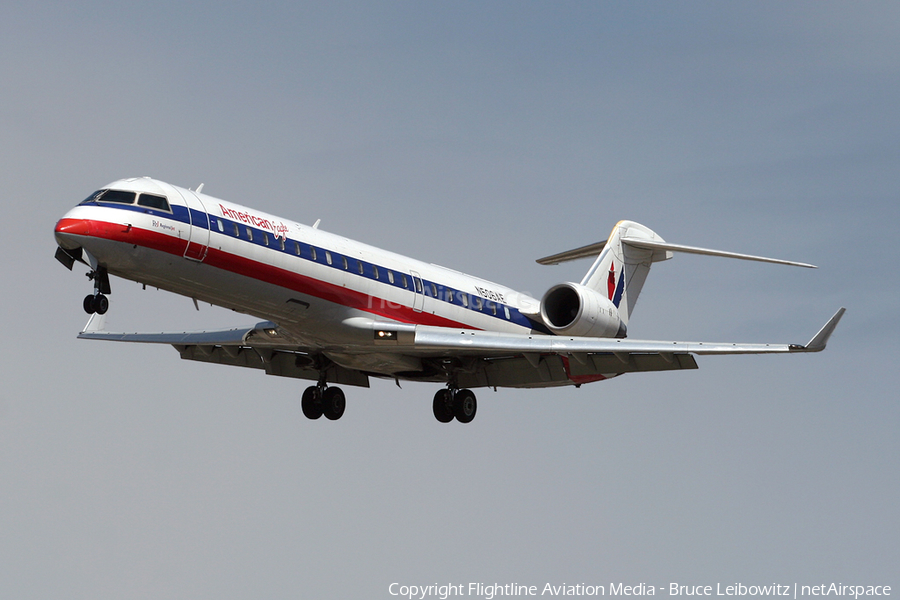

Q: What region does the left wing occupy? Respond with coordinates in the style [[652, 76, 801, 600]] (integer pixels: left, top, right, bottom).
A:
[[412, 307, 845, 356]]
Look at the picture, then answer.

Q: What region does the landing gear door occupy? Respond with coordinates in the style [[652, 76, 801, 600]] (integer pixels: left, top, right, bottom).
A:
[[179, 188, 210, 262]]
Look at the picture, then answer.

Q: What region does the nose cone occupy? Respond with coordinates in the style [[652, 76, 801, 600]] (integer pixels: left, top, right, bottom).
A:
[[54, 217, 91, 249]]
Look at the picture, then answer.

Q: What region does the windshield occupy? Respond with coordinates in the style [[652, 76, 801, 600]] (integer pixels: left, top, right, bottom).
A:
[[79, 189, 136, 205]]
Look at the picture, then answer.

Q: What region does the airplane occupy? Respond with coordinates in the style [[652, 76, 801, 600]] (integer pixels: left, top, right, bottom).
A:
[[54, 177, 845, 423]]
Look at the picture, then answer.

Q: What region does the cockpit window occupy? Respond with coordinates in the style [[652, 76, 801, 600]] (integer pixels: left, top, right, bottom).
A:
[[138, 193, 170, 211], [80, 190, 105, 204], [97, 190, 136, 204]]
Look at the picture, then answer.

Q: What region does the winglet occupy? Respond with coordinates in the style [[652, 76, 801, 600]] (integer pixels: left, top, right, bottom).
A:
[[81, 311, 107, 334], [795, 307, 846, 352]]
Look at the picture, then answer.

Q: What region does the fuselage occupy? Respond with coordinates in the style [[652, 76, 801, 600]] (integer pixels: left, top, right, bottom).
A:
[[54, 177, 546, 350]]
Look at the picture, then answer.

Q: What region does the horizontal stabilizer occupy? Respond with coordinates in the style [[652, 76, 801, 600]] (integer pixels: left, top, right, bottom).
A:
[[536, 227, 816, 269], [619, 237, 817, 268], [536, 241, 607, 265]]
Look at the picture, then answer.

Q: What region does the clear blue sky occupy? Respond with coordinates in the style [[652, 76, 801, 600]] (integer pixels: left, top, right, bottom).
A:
[[2, 2, 897, 597]]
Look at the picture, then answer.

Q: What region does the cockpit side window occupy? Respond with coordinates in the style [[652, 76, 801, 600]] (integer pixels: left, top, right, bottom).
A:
[[79, 190, 106, 205], [137, 193, 170, 211], [97, 190, 136, 204]]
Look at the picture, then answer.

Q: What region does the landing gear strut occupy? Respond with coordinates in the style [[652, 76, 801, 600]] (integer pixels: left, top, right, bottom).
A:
[[432, 387, 477, 423]]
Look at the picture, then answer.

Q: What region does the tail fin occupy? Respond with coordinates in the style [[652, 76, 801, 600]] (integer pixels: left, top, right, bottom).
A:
[[536, 220, 816, 327], [580, 221, 670, 326]]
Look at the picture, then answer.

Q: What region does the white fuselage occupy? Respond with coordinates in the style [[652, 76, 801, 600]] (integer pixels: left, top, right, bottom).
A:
[[55, 177, 545, 350]]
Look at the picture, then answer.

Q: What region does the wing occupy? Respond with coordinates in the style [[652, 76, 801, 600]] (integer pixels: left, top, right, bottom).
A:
[[403, 307, 845, 388], [76, 308, 844, 390], [413, 307, 845, 355], [77, 314, 370, 388]]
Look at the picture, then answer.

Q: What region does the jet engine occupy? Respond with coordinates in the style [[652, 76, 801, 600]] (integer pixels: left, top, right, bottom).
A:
[[540, 282, 627, 338]]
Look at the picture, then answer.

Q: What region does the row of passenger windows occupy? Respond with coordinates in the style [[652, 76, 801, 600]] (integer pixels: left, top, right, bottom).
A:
[[76, 192, 515, 321], [211, 215, 513, 320], [80, 189, 171, 212]]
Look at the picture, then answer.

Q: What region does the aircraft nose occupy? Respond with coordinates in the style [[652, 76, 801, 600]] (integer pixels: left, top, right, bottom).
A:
[[54, 216, 91, 248]]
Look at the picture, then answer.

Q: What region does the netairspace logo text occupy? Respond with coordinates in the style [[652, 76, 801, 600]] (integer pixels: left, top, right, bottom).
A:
[[387, 583, 892, 600]]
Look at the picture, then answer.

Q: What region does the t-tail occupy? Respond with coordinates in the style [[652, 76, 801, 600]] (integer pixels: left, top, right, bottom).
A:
[[536, 220, 816, 334]]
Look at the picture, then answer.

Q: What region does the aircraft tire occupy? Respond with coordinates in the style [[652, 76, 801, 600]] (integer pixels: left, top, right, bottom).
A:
[[301, 386, 323, 420], [453, 389, 477, 423], [93, 294, 109, 315], [432, 389, 454, 423], [322, 386, 346, 421], [83, 294, 96, 314]]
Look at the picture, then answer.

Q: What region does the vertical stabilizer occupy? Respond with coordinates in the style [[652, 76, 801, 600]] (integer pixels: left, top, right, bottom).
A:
[[579, 221, 671, 325]]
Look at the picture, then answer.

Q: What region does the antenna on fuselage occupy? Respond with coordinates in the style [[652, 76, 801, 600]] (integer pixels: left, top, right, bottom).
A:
[[196, 183, 205, 194], [312, 219, 321, 229]]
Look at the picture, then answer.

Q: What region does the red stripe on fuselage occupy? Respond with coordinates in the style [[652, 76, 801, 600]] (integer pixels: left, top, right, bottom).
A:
[[61, 217, 478, 329]]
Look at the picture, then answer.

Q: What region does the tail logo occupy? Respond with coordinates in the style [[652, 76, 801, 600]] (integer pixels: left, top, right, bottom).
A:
[[608, 262, 625, 308], [607, 264, 616, 300]]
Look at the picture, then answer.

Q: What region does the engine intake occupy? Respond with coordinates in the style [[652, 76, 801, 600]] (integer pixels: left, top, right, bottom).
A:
[[540, 283, 626, 338]]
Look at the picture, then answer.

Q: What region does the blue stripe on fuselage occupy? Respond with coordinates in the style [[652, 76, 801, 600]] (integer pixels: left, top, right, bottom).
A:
[[85, 200, 539, 330]]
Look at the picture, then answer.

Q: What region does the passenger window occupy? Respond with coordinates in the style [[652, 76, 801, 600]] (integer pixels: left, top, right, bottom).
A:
[[488, 302, 497, 316], [98, 190, 136, 204], [473, 296, 482, 310], [415, 278, 423, 293], [387, 271, 394, 284], [342, 256, 348, 270], [325, 251, 332, 265], [373, 265, 379, 279], [461, 293, 469, 308], [503, 306, 511, 319], [430, 283, 437, 297], [263, 233, 269, 246], [138, 193, 170, 211], [358, 261, 364, 275], [217, 220, 224, 233], [246, 227, 253, 242], [233, 223, 239, 237], [402, 275, 408, 289], [294, 242, 301, 255], [279, 237, 285, 251], [311, 247, 317, 260]]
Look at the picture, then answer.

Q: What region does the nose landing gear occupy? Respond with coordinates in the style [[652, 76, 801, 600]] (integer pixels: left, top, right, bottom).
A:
[[83, 293, 109, 315], [82, 267, 111, 315]]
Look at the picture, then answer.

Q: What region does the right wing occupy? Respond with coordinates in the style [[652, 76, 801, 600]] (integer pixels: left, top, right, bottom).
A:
[[77, 314, 370, 387]]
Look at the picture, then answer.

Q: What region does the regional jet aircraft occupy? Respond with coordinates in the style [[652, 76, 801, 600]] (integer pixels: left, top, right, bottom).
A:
[[54, 177, 844, 423]]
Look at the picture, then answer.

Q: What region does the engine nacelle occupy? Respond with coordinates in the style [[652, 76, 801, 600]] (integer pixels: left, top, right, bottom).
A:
[[540, 283, 627, 338]]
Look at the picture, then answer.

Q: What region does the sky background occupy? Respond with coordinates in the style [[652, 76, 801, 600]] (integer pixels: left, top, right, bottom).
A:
[[2, 2, 898, 598]]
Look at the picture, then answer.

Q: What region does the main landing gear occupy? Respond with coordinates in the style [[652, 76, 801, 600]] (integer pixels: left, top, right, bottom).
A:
[[432, 387, 477, 424], [299, 383, 478, 423], [301, 383, 346, 421], [83, 267, 111, 315]]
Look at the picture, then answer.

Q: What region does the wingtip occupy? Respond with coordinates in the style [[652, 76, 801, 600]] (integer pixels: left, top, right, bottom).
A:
[[801, 307, 846, 352], [79, 312, 107, 336]]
